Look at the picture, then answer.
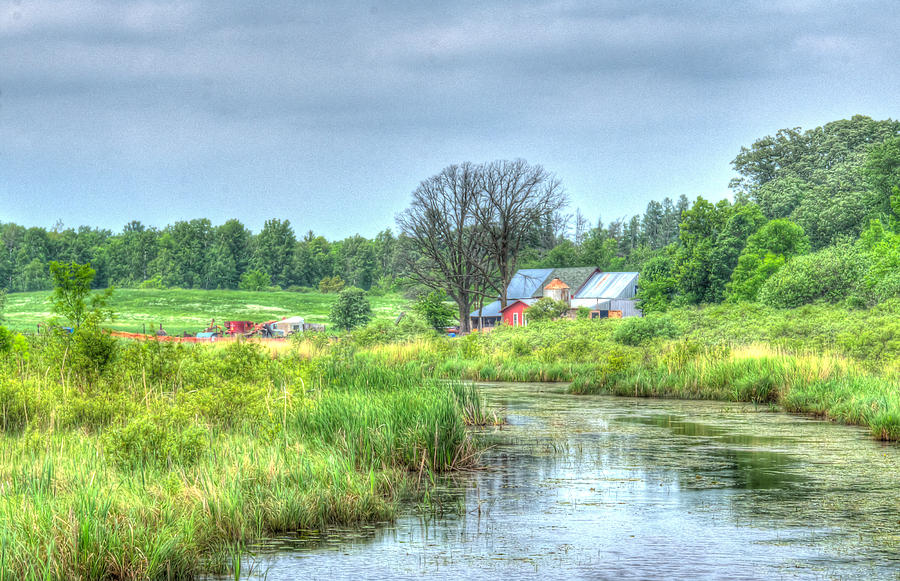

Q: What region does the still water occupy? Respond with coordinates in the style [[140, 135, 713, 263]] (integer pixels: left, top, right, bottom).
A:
[[237, 383, 900, 580]]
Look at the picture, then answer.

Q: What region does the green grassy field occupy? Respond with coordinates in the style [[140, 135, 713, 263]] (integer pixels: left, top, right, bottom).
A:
[[2, 288, 408, 334]]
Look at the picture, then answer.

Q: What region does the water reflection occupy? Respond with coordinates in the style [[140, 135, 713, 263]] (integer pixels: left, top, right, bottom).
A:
[[223, 383, 900, 580]]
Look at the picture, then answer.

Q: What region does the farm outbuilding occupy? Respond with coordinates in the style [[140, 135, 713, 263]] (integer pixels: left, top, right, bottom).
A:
[[470, 267, 598, 329], [500, 298, 538, 327], [571, 271, 641, 318], [272, 316, 305, 336]]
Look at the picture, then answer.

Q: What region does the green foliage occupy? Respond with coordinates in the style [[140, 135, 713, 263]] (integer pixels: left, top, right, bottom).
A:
[[348, 315, 436, 347], [104, 413, 208, 470], [757, 244, 866, 308], [49, 261, 112, 327], [613, 314, 681, 346], [857, 220, 900, 304], [329, 287, 373, 330], [673, 199, 766, 304], [138, 273, 165, 289], [0, 326, 28, 360], [728, 219, 810, 301], [525, 296, 571, 322], [318, 275, 345, 294], [864, 136, 900, 225], [636, 251, 676, 313], [412, 290, 457, 330], [239, 269, 271, 291], [732, 115, 900, 249]]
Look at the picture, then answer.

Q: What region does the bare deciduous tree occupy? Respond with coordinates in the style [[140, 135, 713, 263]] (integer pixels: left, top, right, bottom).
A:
[[396, 163, 496, 333], [476, 159, 567, 308], [398, 159, 567, 332]]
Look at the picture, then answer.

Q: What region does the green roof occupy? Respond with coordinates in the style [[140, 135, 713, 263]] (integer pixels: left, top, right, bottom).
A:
[[531, 267, 598, 297]]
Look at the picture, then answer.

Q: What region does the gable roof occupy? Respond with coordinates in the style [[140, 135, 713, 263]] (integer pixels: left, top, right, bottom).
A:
[[546, 267, 598, 294], [506, 268, 554, 299], [500, 298, 539, 312], [544, 278, 570, 290], [574, 271, 639, 299], [469, 300, 503, 318]]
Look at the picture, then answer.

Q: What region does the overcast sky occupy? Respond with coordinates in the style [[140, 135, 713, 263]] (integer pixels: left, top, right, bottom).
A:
[[1, 0, 898, 238]]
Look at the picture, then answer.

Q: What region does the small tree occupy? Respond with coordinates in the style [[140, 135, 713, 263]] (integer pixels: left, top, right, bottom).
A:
[[48, 261, 116, 382], [239, 269, 271, 291], [412, 290, 457, 331], [49, 261, 112, 327], [525, 297, 570, 323], [330, 287, 372, 331]]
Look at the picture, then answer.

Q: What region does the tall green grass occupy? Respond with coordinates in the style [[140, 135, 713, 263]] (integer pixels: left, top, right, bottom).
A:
[[0, 336, 483, 579], [335, 307, 900, 442]]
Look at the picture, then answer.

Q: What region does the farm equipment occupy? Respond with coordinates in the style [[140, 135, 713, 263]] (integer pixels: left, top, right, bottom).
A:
[[224, 320, 256, 337], [198, 319, 223, 338]]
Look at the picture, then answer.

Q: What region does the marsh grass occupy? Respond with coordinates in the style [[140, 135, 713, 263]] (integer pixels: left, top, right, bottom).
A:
[[349, 310, 900, 443], [0, 336, 483, 579]]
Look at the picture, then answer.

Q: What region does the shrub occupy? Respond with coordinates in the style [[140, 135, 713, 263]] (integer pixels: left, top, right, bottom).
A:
[[526, 297, 571, 322], [239, 269, 271, 291], [330, 287, 373, 331], [412, 290, 457, 331], [757, 244, 867, 307], [613, 314, 681, 346], [104, 413, 208, 470], [318, 276, 345, 294], [139, 274, 166, 289]]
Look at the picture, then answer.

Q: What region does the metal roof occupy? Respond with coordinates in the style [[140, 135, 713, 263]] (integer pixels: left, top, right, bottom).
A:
[[276, 316, 305, 325], [574, 272, 639, 299], [469, 300, 503, 318], [500, 298, 539, 312], [506, 268, 554, 299]]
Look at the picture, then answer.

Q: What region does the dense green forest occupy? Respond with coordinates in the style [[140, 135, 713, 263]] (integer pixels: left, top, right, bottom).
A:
[[3, 115, 899, 314]]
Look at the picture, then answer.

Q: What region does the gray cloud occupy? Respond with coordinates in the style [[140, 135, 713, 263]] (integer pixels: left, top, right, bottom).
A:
[[1, 1, 898, 236]]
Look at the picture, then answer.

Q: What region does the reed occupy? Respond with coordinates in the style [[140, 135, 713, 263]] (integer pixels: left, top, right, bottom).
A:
[[0, 336, 485, 579]]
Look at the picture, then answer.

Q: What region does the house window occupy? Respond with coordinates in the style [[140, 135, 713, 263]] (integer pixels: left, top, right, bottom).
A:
[[513, 313, 519, 326]]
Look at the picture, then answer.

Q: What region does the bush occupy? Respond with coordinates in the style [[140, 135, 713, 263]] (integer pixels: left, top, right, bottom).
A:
[[526, 297, 571, 322], [69, 320, 118, 383], [318, 276, 345, 294], [104, 413, 208, 470], [139, 274, 166, 289], [239, 269, 271, 291], [613, 314, 681, 346], [412, 290, 457, 331], [757, 244, 867, 308], [330, 287, 373, 331]]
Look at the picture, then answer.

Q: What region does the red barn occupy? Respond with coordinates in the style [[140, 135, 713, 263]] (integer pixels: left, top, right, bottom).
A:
[[500, 299, 537, 327]]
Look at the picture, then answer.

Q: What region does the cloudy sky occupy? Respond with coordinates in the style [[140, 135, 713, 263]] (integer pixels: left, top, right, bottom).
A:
[[1, 1, 898, 238]]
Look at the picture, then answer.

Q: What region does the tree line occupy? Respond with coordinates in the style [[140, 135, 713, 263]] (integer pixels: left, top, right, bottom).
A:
[[0, 219, 404, 293]]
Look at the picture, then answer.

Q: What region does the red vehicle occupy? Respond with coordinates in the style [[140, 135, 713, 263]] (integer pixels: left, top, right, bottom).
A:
[[225, 320, 256, 336]]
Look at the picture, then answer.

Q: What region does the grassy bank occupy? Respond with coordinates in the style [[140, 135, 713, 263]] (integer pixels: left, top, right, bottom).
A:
[[319, 301, 900, 441], [2, 288, 407, 334], [0, 337, 484, 579]]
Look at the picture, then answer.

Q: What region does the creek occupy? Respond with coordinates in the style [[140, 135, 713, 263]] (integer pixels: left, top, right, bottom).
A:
[[230, 382, 900, 580]]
